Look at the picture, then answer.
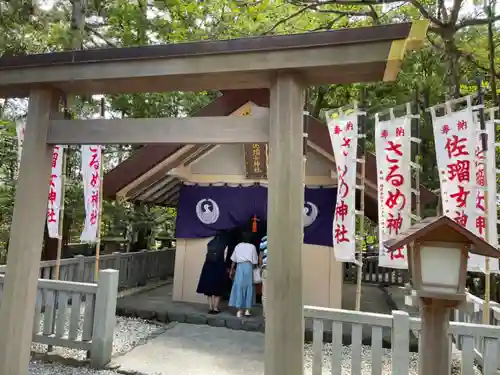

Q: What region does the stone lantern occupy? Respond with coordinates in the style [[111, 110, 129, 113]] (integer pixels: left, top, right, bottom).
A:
[[384, 215, 500, 375]]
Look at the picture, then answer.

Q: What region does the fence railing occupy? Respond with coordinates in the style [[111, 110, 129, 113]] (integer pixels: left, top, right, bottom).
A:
[[0, 269, 118, 368], [452, 293, 500, 369], [0, 248, 175, 290], [405, 289, 500, 370], [305, 306, 500, 375], [343, 255, 410, 286]]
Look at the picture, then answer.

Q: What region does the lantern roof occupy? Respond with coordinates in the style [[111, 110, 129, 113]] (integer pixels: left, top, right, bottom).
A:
[[384, 216, 500, 258]]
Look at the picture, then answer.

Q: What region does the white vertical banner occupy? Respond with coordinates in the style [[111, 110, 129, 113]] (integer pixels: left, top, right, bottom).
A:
[[327, 114, 358, 262], [430, 103, 484, 271], [468, 114, 492, 272], [375, 114, 411, 269], [485, 112, 499, 252], [15, 118, 25, 169], [80, 145, 102, 243], [47, 145, 65, 239], [473, 109, 499, 273], [16, 118, 65, 238]]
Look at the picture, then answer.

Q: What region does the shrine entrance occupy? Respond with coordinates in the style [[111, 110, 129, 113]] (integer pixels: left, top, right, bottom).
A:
[[0, 21, 427, 375]]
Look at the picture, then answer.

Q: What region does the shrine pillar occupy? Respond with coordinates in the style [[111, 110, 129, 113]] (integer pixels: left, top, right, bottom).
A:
[[265, 72, 305, 375], [0, 90, 57, 374]]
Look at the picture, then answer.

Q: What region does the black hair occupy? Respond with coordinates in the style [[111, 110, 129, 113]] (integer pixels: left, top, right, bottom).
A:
[[241, 231, 253, 243]]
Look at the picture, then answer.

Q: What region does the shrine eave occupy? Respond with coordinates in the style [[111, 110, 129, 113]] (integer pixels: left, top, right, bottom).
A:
[[0, 21, 428, 98]]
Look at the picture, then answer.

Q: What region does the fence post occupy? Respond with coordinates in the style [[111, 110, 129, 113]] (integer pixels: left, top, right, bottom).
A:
[[139, 250, 148, 286], [112, 252, 121, 270], [493, 307, 500, 370], [392, 310, 410, 375], [112, 252, 122, 288], [90, 269, 119, 368], [75, 255, 85, 282], [164, 250, 171, 279]]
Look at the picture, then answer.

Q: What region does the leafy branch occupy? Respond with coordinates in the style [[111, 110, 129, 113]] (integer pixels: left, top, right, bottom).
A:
[[263, 0, 380, 34], [85, 25, 118, 48], [455, 15, 500, 31], [427, 31, 500, 80]]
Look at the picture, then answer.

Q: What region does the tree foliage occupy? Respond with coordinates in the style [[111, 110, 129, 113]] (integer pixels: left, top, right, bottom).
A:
[[0, 0, 498, 262]]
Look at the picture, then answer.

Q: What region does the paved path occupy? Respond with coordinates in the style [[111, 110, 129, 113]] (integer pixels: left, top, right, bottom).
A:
[[112, 323, 265, 375]]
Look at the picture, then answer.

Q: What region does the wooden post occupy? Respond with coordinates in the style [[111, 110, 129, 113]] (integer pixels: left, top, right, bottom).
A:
[[392, 310, 410, 375], [94, 148, 104, 281], [94, 100, 105, 281], [355, 95, 367, 311], [48, 147, 67, 353], [419, 299, 451, 375], [476, 78, 491, 324], [0, 89, 58, 375], [90, 269, 119, 368], [265, 72, 304, 375], [75, 254, 85, 282]]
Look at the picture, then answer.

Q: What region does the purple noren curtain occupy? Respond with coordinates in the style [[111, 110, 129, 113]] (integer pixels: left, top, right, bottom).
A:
[[175, 184, 336, 247]]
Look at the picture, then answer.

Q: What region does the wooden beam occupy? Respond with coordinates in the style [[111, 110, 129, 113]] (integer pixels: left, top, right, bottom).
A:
[[0, 43, 391, 97], [115, 145, 196, 201], [0, 89, 57, 375], [141, 177, 179, 203], [47, 116, 269, 145], [265, 72, 304, 375]]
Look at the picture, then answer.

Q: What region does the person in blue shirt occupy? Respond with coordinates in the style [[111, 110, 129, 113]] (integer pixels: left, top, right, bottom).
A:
[[259, 235, 268, 317]]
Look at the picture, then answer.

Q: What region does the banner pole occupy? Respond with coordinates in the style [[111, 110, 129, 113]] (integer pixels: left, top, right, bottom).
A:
[[355, 88, 367, 311], [54, 147, 67, 280], [475, 78, 490, 324], [94, 98, 105, 281], [413, 89, 422, 222], [54, 101, 71, 280]]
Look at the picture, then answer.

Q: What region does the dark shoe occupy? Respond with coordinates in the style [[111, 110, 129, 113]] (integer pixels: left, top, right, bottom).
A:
[[213, 308, 221, 314], [208, 309, 215, 314]]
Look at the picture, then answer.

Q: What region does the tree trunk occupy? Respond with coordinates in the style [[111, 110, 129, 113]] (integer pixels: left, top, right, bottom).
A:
[[130, 202, 151, 251], [444, 39, 461, 99]]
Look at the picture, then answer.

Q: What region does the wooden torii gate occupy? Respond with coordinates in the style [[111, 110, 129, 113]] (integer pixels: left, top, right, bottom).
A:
[[0, 21, 427, 375]]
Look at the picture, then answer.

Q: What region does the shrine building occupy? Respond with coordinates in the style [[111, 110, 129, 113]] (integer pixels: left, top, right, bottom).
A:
[[103, 89, 437, 308]]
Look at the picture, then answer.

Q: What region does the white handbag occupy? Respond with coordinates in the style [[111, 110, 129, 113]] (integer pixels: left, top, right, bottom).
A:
[[253, 267, 262, 284]]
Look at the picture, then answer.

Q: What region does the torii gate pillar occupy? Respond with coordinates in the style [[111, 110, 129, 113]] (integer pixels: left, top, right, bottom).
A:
[[265, 72, 305, 374], [0, 89, 57, 374]]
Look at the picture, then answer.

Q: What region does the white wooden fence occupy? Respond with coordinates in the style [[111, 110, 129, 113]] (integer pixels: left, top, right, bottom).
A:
[[0, 269, 118, 368], [405, 289, 500, 371], [452, 293, 500, 370], [305, 306, 500, 375], [0, 248, 175, 289]]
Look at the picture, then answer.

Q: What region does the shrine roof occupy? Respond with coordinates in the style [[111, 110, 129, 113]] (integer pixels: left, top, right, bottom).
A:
[[0, 22, 427, 97], [102, 89, 438, 222]]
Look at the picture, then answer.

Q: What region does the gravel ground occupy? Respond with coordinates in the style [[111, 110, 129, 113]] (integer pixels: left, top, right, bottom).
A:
[[31, 307, 162, 360], [29, 361, 122, 375], [28, 313, 480, 375], [303, 343, 481, 375]]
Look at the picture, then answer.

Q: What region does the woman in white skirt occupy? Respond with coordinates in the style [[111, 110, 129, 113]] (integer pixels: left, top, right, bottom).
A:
[[229, 232, 258, 317]]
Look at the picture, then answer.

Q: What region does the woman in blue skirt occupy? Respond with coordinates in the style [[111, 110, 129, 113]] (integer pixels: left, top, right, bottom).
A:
[[229, 232, 258, 317]]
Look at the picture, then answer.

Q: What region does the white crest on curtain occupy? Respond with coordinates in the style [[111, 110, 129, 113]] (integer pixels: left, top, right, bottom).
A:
[[80, 145, 102, 243], [16, 118, 65, 238], [375, 114, 411, 269], [303, 201, 319, 227], [327, 113, 358, 263], [196, 198, 220, 224]]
